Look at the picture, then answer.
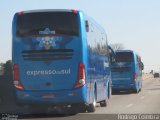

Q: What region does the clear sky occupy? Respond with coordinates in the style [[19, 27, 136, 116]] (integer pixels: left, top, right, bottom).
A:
[[1, 0, 160, 72]]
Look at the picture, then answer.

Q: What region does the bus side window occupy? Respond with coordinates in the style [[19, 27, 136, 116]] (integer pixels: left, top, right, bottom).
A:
[[139, 57, 141, 68], [136, 56, 138, 65], [141, 62, 144, 70], [137, 56, 143, 70], [136, 55, 140, 68], [139, 57, 144, 70]]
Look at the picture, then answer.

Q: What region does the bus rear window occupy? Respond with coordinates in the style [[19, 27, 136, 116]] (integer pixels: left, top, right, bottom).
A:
[[115, 52, 133, 62], [16, 12, 79, 37]]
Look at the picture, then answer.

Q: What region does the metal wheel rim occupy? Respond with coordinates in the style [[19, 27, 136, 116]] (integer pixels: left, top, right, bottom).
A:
[[93, 94, 96, 107]]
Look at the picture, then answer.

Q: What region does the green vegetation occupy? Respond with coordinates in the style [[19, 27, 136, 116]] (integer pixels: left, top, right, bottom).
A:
[[0, 60, 12, 77]]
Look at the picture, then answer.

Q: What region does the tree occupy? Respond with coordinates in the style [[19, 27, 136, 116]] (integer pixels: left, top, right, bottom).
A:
[[110, 43, 124, 51], [4, 60, 13, 77], [0, 63, 4, 76]]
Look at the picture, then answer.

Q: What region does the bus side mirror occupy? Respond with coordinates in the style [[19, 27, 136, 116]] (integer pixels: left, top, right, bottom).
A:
[[85, 20, 89, 32], [108, 45, 115, 63], [141, 62, 144, 70]]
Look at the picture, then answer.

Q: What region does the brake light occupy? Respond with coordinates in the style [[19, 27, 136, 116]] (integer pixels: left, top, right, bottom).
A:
[[14, 64, 20, 81], [133, 73, 136, 81], [74, 63, 86, 88], [72, 9, 78, 14], [13, 64, 24, 90], [18, 11, 23, 16]]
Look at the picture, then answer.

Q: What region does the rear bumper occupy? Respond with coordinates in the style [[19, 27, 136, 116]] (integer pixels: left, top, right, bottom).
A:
[[15, 86, 87, 105], [112, 83, 136, 91]]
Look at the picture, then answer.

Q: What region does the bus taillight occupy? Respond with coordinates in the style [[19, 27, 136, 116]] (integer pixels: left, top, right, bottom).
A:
[[133, 73, 136, 81], [72, 9, 78, 14], [18, 11, 23, 16], [74, 63, 86, 88], [13, 64, 24, 90]]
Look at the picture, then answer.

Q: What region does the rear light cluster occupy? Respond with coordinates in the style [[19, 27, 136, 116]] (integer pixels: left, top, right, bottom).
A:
[[18, 11, 23, 16], [13, 64, 24, 90], [74, 63, 86, 88], [133, 73, 136, 81], [72, 9, 78, 14]]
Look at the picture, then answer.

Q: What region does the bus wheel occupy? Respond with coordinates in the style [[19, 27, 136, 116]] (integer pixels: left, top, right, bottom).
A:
[[100, 95, 109, 107], [139, 88, 142, 92], [100, 99, 107, 107], [100, 85, 109, 107], [139, 84, 142, 92], [134, 89, 139, 93], [87, 92, 96, 112]]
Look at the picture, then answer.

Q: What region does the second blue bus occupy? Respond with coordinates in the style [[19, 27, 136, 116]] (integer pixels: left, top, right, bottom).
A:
[[111, 50, 144, 93]]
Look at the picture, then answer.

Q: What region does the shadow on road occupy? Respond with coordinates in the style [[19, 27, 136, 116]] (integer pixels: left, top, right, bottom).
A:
[[112, 90, 134, 95], [18, 113, 77, 119], [0, 75, 86, 119]]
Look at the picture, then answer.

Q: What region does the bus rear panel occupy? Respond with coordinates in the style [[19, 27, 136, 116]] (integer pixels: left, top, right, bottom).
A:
[[111, 50, 143, 92], [13, 10, 86, 105]]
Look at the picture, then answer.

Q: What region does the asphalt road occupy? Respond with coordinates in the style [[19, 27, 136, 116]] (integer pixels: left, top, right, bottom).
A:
[[95, 77, 160, 114], [16, 77, 160, 120], [16, 78, 160, 120]]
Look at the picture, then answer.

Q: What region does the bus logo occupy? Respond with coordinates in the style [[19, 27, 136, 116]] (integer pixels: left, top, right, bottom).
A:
[[37, 37, 56, 50], [37, 28, 59, 50], [39, 28, 55, 35]]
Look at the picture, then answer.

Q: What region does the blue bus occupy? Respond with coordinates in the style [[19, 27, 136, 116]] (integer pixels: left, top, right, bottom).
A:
[[12, 9, 112, 113], [111, 50, 144, 93]]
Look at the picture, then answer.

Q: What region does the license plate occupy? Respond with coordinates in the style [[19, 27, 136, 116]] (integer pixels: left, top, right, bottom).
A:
[[42, 94, 55, 99]]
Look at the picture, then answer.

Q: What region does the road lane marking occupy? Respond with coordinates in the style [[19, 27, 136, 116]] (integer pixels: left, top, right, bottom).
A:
[[126, 104, 133, 108]]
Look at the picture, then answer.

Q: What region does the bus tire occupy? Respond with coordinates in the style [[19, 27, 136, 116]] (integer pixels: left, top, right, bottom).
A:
[[100, 84, 110, 107], [139, 88, 142, 92], [100, 99, 107, 107], [108, 82, 112, 99], [134, 88, 139, 93], [139, 83, 142, 92], [87, 91, 96, 112]]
